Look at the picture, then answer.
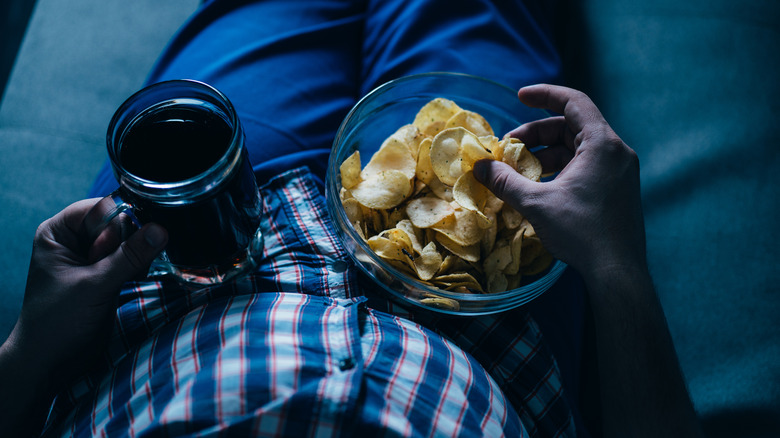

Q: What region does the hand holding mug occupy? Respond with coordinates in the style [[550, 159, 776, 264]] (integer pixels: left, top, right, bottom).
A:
[[87, 80, 265, 286]]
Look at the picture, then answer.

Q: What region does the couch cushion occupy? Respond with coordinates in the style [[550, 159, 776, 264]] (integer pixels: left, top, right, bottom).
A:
[[561, 0, 780, 435]]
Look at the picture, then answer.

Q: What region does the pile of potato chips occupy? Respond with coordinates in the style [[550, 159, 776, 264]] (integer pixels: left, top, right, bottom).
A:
[[339, 98, 552, 309]]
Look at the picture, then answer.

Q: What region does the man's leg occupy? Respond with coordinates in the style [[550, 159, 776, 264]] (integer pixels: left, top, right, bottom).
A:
[[89, 0, 365, 196], [360, 0, 562, 94]]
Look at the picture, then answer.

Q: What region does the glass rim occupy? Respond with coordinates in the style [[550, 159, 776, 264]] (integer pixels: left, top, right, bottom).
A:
[[107, 79, 244, 205]]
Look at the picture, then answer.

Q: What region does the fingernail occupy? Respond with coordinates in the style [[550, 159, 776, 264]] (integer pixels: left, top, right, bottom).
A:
[[144, 224, 166, 248], [473, 159, 490, 182]]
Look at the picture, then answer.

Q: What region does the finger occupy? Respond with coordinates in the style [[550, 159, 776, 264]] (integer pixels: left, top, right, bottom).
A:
[[94, 223, 167, 289], [517, 84, 606, 134], [87, 214, 135, 263], [505, 116, 575, 151], [473, 159, 544, 216], [534, 145, 575, 175], [78, 195, 124, 249], [37, 199, 102, 256], [60, 198, 103, 234]]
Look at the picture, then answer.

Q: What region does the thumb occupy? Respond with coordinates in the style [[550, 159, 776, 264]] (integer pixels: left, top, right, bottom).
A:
[[94, 223, 167, 287], [473, 159, 544, 216]]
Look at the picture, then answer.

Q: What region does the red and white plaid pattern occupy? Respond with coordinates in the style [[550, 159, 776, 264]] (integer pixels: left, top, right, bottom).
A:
[[42, 168, 575, 437]]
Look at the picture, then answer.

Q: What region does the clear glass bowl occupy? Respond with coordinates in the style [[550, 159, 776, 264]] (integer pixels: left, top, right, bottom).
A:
[[326, 72, 567, 315]]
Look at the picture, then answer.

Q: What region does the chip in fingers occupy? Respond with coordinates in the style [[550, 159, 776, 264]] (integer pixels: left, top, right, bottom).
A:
[[502, 139, 542, 182], [430, 127, 483, 185]]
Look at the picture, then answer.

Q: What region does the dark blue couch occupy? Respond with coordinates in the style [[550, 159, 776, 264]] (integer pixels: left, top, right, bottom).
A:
[[1, 0, 778, 436]]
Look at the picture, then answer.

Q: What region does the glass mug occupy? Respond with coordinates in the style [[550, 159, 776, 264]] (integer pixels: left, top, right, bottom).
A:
[[84, 79, 264, 286]]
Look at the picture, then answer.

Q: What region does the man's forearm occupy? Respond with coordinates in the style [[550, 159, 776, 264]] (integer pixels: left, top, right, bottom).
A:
[[584, 266, 703, 437], [0, 332, 53, 436]]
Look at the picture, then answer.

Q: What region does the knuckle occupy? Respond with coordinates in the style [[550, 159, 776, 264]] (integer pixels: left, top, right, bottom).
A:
[[569, 88, 590, 103], [32, 220, 56, 250], [589, 126, 631, 155], [33, 222, 49, 241], [602, 132, 625, 154]]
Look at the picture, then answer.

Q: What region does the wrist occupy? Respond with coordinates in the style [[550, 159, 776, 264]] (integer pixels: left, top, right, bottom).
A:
[[579, 256, 653, 301], [575, 231, 650, 288]]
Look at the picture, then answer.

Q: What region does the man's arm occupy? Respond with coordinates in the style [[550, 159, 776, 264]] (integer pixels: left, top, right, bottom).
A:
[[583, 263, 698, 436], [0, 328, 54, 436], [0, 199, 166, 435], [474, 84, 702, 437]]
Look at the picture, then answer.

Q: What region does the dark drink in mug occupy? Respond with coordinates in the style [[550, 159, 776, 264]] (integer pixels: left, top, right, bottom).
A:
[[94, 79, 264, 285]]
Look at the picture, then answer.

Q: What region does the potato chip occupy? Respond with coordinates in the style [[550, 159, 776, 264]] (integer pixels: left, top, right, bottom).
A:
[[460, 135, 494, 171], [438, 254, 464, 275], [368, 228, 418, 275], [519, 218, 537, 239], [480, 209, 498, 257], [406, 195, 454, 229], [340, 186, 353, 202], [351, 170, 412, 209], [430, 128, 466, 186], [362, 129, 417, 181], [494, 137, 513, 162], [445, 109, 494, 137], [415, 137, 435, 184], [502, 139, 542, 182], [379, 228, 414, 254], [504, 228, 525, 276], [519, 236, 543, 267], [421, 296, 460, 311], [396, 219, 424, 254], [386, 208, 406, 230], [412, 179, 428, 196], [429, 127, 487, 186], [428, 177, 454, 201], [433, 273, 483, 292], [342, 197, 363, 225], [431, 127, 489, 185], [432, 207, 484, 246], [523, 249, 553, 276], [453, 170, 492, 227], [487, 271, 508, 293], [435, 231, 480, 263], [367, 235, 409, 265], [485, 193, 504, 213], [479, 135, 499, 156], [389, 124, 424, 160], [353, 221, 367, 240], [365, 207, 383, 236], [483, 241, 512, 276], [340, 150, 362, 190], [413, 98, 462, 137], [385, 257, 418, 276], [415, 241, 443, 281], [501, 205, 525, 230]]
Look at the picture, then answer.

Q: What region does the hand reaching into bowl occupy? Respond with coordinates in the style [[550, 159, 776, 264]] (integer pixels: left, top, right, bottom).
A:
[[473, 84, 646, 281], [474, 84, 702, 438]]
